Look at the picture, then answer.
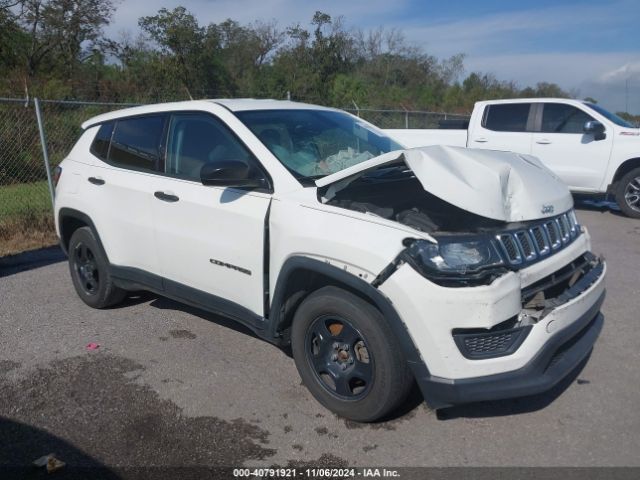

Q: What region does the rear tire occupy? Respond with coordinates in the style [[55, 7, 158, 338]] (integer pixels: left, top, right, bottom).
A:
[[291, 286, 413, 422], [615, 167, 640, 219], [68, 227, 126, 309]]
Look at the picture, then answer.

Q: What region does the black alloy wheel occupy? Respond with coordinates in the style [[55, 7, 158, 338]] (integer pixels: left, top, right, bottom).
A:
[[291, 286, 413, 422], [305, 316, 374, 399], [73, 241, 100, 295], [67, 227, 126, 308]]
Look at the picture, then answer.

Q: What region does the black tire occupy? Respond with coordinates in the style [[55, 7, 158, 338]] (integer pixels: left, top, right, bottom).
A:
[[615, 167, 640, 219], [291, 286, 413, 422], [68, 227, 126, 309]]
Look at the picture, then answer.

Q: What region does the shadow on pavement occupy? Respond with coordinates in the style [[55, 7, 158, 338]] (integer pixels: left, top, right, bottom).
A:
[[435, 354, 590, 420], [0, 246, 66, 278], [573, 195, 625, 217], [0, 417, 120, 479], [148, 295, 262, 342]]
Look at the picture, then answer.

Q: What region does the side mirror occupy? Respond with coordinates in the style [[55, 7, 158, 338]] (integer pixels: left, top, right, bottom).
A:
[[584, 120, 606, 141], [200, 161, 265, 188]]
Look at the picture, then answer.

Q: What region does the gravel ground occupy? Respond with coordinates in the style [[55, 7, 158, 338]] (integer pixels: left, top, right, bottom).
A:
[[1, 201, 639, 473]]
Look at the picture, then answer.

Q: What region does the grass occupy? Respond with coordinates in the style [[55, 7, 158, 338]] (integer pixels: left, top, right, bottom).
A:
[[0, 182, 57, 257], [0, 181, 52, 217]]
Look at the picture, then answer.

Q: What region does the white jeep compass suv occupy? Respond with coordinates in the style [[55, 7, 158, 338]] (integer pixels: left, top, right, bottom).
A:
[[54, 99, 606, 421]]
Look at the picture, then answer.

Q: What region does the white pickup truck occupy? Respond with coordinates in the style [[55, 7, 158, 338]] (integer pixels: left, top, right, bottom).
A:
[[387, 98, 640, 218]]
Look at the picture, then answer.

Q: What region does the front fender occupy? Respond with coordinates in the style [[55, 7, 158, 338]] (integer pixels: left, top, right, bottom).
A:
[[268, 255, 441, 406]]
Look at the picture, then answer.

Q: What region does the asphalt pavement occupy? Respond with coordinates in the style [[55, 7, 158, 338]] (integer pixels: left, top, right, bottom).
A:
[[1, 201, 639, 472]]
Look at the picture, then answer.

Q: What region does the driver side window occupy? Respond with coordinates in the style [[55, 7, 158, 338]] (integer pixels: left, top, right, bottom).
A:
[[166, 113, 253, 181], [541, 104, 595, 134]]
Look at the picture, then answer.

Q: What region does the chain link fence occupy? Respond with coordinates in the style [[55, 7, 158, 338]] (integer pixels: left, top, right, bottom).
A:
[[0, 98, 137, 256], [345, 108, 470, 129], [0, 98, 52, 256], [0, 98, 467, 257]]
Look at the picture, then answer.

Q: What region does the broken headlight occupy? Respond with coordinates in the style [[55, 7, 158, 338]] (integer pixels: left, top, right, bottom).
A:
[[404, 237, 508, 286]]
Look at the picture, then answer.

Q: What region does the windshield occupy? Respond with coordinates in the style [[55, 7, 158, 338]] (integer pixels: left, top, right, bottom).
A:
[[584, 103, 635, 128], [235, 109, 402, 179]]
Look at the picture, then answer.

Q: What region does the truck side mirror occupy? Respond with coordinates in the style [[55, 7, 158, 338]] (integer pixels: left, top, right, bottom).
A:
[[584, 121, 606, 141]]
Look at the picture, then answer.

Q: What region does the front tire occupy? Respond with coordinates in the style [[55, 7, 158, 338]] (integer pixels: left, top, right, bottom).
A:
[[291, 286, 413, 422], [68, 227, 126, 309], [615, 167, 640, 219]]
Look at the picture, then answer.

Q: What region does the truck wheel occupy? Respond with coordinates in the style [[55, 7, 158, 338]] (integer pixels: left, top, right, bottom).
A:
[[68, 227, 126, 309], [291, 286, 413, 422], [615, 167, 640, 219]]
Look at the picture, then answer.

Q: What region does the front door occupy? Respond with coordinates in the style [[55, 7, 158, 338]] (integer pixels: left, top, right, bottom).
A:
[[150, 112, 272, 316], [531, 103, 613, 191]]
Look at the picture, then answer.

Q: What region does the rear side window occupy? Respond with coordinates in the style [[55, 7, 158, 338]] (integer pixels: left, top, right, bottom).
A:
[[483, 103, 531, 132], [109, 116, 165, 171], [541, 103, 594, 134], [90, 122, 114, 161]]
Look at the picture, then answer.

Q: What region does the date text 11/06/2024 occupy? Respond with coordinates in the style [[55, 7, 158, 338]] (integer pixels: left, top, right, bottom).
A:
[[232, 468, 400, 478]]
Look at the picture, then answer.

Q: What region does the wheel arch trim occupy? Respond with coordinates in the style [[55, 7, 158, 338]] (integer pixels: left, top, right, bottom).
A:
[[268, 256, 435, 402], [58, 208, 109, 262], [609, 157, 640, 188]]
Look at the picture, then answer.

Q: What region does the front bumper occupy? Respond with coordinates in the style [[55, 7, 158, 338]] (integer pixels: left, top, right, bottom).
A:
[[378, 231, 606, 409], [419, 291, 604, 408]]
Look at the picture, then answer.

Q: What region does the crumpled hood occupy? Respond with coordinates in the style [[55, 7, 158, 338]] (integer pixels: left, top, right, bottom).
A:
[[316, 145, 573, 222]]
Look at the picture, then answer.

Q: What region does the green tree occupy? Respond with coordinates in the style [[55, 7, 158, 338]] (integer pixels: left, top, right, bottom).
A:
[[139, 7, 209, 98], [213, 19, 284, 96], [19, 0, 115, 94], [0, 1, 27, 70]]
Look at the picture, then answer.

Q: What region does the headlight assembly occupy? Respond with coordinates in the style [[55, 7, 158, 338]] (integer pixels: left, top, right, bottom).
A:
[[403, 236, 508, 286]]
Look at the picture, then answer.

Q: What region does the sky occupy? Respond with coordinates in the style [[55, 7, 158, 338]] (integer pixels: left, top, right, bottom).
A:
[[106, 0, 640, 113]]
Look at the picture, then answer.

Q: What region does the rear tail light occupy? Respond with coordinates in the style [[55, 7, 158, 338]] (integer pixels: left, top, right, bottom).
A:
[[52, 166, 62, 187]]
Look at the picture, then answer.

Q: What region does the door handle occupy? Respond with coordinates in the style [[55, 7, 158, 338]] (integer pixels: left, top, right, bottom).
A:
[[474, 137, 488, 143], [154, 191, 179, 202], [536, 139, 552, 145], [88, 177, 105, 185]]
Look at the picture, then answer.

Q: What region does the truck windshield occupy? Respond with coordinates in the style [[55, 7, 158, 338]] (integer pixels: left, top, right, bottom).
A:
[[235, 109, 402, 180], [584, 103, 635, 128]]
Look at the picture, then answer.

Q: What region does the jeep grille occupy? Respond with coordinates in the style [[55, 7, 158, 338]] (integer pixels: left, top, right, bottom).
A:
[[495, 211, 580, 267]]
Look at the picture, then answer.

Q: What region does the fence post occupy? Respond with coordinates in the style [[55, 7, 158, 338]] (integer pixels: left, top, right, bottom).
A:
[[404, 109, 409, 129], [352, 100, 360, 117], [34, 98, 55, 210]]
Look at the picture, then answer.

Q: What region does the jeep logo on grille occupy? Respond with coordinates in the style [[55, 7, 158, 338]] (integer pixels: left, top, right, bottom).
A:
[[541, 204, 554, 214]]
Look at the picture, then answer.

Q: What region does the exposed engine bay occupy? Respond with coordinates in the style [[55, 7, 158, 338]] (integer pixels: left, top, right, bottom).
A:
[[323, 170, 507, 234]]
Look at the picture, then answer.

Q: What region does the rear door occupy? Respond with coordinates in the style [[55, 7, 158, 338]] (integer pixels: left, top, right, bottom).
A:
[[150, 111, 272, 316], [531, 103, 613, 191], [86, 115, 166, 277], [468, 102, 534, 154]]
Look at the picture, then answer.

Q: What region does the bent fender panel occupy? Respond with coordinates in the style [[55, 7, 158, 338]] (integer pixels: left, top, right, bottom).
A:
[[267, 194, 414, 301]]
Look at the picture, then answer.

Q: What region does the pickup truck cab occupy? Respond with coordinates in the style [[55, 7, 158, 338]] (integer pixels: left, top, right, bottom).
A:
[[387, 98, 640, 218], [54, 100, 606, 421]]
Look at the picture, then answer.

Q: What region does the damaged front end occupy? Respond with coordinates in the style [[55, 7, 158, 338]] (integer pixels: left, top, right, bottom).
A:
[[317, 144, 574, 227], [520, 251, 604, 325], [450, 252, 604, 360], [312, 146, 607, 403], [370, 208, 584, 289], [318, 145, 590, 291], [371, 208, 604, 362]]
